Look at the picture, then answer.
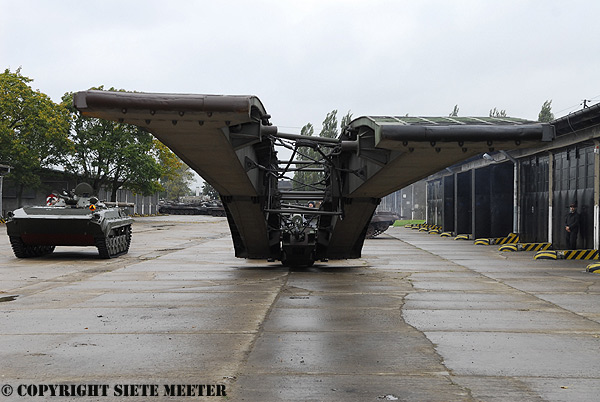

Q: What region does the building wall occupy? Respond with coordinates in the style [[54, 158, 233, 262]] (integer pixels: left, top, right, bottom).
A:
[[552, 145, 595, 249], [423, 127, 599, 249], [426, 179, 443, 226], [379, 180, 426, 220]]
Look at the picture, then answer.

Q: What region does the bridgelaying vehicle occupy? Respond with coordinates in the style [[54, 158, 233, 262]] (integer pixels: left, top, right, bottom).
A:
[[73, 90, 555, 266]]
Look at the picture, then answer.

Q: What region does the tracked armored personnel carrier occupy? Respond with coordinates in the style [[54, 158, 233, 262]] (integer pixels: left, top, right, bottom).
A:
[[366, 211, 401, 238], [5, 183, 133, 259]]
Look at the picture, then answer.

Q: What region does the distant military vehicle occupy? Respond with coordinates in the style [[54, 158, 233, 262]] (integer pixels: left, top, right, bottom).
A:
[[5, 183, 133, 259], [204, 201, 226, 217], [158, 200, 226, 216], [74, 90, 555, 266], [366, 211, 401, 238], [158, 202, 209, 215]]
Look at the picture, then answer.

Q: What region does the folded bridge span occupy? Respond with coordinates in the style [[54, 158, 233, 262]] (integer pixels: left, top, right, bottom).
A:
[[74, 91, 554, 266]]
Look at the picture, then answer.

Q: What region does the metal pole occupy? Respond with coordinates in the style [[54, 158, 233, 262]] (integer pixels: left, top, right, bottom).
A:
[[594, 141, 599, 250], [548, 152, 554, 244], [425, 183, 428, 223], [411, 184, 415, 220], [472, 170, 476, 238], [454, 172, 459, 234], [0, 175, 3, 217], [400, 189, 404, 219], [511, 161, 516, 234]]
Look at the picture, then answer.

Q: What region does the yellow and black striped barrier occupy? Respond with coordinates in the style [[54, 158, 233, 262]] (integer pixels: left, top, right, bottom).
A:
[[454, 234, 470, 240], [520, 243, 552, 252], [496, 233, 519, 245], [499, 244, 518, 252], [534, 250, 558, 260], [0, 217, 5, 224], [407, 223, 443, 233], [500, 243, 552, 252], [440, 232, 453, 237], [586, 262, 600, 273], [475, 233, 519, 246], [533, 249, 598, 261], [414, 224, 441, 232], [561, 249, 599, 260]]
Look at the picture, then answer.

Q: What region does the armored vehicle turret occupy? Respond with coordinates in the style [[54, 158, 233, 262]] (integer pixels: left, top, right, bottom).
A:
[[5, 183, 133, 259]]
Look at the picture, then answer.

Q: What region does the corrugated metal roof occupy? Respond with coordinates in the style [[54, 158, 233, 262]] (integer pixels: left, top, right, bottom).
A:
[[551, 103, 600, 136], [365, 116, 533, 126]]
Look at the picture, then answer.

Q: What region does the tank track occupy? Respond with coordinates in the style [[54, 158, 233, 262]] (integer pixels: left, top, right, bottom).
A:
[[366, 223, 392, 239], [96, 225, 132, 259], [9, 236, 55, 258]]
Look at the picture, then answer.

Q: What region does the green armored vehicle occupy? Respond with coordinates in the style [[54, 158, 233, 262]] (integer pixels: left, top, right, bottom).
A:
[[5, 183, 133, 259], [366, 211, 401, 238]]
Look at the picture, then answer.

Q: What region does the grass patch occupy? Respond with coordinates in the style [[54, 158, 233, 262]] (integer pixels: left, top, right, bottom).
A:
[[393, 219, 426, 227]]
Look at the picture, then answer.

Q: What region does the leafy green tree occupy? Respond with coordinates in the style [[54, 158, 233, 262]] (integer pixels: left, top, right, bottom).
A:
[[0, 68, 72, 206], [202, 182, 219, 200], [292, 122, 316, 191], [341, 110, 353, 129], [489, 107, 507, 117], [320, 110, 339, 138], [155, 140, 194, 200], [62, 89, 163, 201], [538, 100, 554, 122], [292, 110, 352, 191], [449, 105, 459, 117]]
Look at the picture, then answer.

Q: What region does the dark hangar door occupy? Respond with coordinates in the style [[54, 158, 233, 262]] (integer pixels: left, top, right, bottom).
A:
[[552, 146, 595, 249], [443, 174, 455, 232], [490, 162, 514, 237], [456, 171, 472, 235], [474, 166, 492, 238], [520, 155, 549, 243]]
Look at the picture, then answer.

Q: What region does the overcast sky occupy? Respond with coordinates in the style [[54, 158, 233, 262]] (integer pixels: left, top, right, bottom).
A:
[[2, 0, 600, 187]]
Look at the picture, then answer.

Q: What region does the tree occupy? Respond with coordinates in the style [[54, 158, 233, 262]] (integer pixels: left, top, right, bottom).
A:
[[292, 122, 315, 191], [489, 107, 507, 118], [292, 110, 352, 191], [449, 105, 459, 117], [0, 68, 72, 206], [62, 89, 163, 201], [341, 110, 353, 130], [155, 140, 194, 200], [202, 182, 219, 200], [538, 100, 554, 122], [320, 110, 339, 139]]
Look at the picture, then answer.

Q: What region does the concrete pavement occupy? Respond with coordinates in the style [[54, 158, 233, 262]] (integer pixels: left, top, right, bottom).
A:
[[0, 216, 599, 401]]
